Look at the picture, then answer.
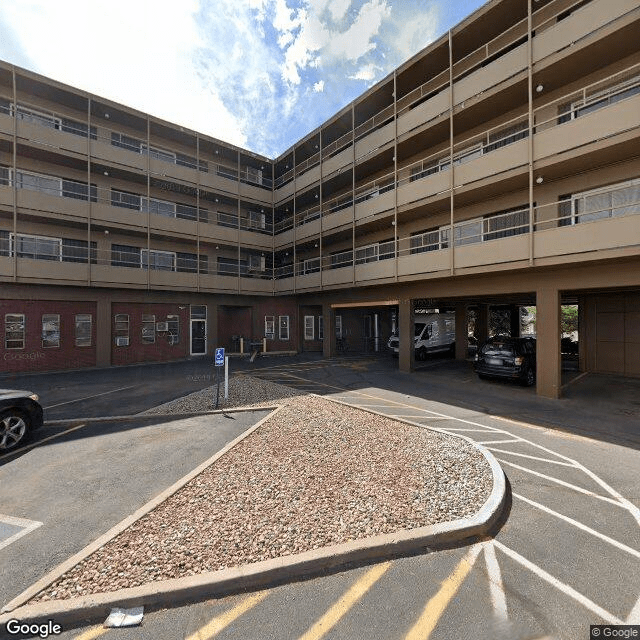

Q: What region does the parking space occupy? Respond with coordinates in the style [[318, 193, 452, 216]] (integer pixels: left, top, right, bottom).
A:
[[0, 410, 270, 609], [40, 355, 639, 640]]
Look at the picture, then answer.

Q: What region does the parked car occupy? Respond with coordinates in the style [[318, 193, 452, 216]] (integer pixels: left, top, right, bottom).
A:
[[387, 312, 456, 360], [0, 389, 44, 452], [474, 336, 537, 386]]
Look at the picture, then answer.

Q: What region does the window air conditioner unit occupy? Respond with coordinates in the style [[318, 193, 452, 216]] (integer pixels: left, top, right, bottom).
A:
[[115, 336, 129, 347], [156, 322, 169, 332], [248, 255, 265, 271]]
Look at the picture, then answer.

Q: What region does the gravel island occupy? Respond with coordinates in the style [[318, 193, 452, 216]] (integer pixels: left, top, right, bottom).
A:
[[35, 376, 492, 601]]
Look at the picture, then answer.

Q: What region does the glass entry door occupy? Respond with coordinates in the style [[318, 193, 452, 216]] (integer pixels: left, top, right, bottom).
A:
[[190, 305, 207, 355]]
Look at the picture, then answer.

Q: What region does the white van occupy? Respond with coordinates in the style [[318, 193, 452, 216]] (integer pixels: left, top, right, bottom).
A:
[[387, 312, 456, 360]]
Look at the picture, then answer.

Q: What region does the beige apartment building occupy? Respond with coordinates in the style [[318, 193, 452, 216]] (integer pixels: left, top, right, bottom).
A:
[[1, 0, 639, 398]]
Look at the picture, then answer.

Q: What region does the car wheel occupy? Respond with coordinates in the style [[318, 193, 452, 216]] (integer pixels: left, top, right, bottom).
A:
[[417, 347, 427, 361], [521, 367, 535, 387], [478, 373, 490, 381], [0, 409, 30, 452]]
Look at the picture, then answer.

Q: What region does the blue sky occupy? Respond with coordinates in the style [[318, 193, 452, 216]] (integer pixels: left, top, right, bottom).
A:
[[0, 0, 485, 158]]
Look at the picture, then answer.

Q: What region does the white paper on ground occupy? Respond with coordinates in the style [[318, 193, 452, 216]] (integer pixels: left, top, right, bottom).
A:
[[103, 606, 144, 627]]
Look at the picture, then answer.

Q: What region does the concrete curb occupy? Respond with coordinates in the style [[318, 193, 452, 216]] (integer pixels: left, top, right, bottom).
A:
[[0, 397, 507, 629]]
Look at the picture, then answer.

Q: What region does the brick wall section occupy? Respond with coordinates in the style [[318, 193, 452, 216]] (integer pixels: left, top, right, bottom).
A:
[[111, 303, 189, 366], [1, 300, 97, 373]]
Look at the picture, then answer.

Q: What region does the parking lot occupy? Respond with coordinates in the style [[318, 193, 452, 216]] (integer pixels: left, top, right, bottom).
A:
[[1, 354, 639, 639]]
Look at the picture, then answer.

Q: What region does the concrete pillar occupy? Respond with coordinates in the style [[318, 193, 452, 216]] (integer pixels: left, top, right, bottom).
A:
[[95, 295, 111, 368], [510, 304, 521, 337], [476, 304, 489, 345], [399, 298, 414, 373], [322, 303, 335, 358], [455, 302, 468, 360], [536, 286, 562, 399], [578, 295, 586, 373]]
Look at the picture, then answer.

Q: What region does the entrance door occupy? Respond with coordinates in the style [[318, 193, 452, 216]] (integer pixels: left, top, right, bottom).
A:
[[190, 305, 207, 355]]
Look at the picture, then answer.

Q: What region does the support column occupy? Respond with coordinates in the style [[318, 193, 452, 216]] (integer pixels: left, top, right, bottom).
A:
[[399, 298, 414, 373], [510, 304, 521, 338], [455, 302, 468, 360], [95, 295, 111, 368], [475, 304, 489, 345], [322, 302, 334, 358], [536, 286, 561, 399]]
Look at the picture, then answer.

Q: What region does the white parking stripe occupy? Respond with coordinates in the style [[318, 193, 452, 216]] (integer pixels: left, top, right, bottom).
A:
[[513, 493, 640, 559], [498, 460, 624, 508], [0, 422, 87, 461], [483, 542, 508, 623], [493, 541, 624, 624], [476, 439, 522, 445], [0, 514, 42, 551], [485, 448, 576, 467], [44, 385, 137, 409]]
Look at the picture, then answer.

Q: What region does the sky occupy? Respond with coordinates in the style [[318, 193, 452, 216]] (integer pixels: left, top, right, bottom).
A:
[[0, 0, 486, 158]]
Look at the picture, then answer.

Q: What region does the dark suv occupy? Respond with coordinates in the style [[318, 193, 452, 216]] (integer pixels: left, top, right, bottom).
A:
[[474, 336, 536, 386]]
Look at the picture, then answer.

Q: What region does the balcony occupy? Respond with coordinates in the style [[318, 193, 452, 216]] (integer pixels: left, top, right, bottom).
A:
[[533, 0, 638, 64]]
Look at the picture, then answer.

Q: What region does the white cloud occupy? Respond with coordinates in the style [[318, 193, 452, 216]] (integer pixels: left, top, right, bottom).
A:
[[1, 0, 445, 156], [349, 63, 381, 81]]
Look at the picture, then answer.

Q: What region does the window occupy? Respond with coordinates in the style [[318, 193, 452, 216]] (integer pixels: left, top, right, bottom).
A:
[[111, 132, 142, 153], [484, 120, 528, 154], [561, 179, 640, 226], [62, 238, 97, 263], [75, 314, 92, 347], [5, 314, 25, 349], [42, 314, 60, 348], [483, 207, 530, 240], [454, 218, 483, 246], [410, 229, 441, 254], [12, 234, 62, 261], [303, 257, 320, 274], [248, 210, 266, 230], [0, 230, 9, 256], [167, 315, 180, 345], [304, 315, 315, 341], [62, 179, 97, 202], [335, 315, 343, 339], [114, 314, 130, 347], [142, 197, 176, 218], [176, 252, 207, 274], [15, 105, 61, 130], [111, 189, 142, 210], [111, 244, 141, 268], [15, 170, 62, 196], [142, 314, 156, 344], [141, 249, 176, 271], [355, 243, 378, 265], [142, 144, 176, 164], [265, 316, 275, 339], [318, 316, 324, 340], [279, 316, 290, 341]]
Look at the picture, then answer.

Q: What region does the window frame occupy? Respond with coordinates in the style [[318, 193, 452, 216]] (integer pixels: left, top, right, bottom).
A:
[[279, 315, 290, 341], [141, 249, 176, 272], [75, 314, 92, 347], [141, 314, 156, 344], [167, 314, 180, 346], [265, 316, 275, 340], [42, 313, 60, 348], [304, 315, 315, 341], [114, 313, 130, 347], [5, 313, 25, 350]]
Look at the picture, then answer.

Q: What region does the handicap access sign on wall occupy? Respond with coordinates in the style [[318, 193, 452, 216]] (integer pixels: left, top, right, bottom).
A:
[[215, 347, 225, 366]]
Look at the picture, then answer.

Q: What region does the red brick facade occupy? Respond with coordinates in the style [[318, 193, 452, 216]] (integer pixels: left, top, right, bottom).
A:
[[1, 300, 97, 373], [110, 303, 189, 367]]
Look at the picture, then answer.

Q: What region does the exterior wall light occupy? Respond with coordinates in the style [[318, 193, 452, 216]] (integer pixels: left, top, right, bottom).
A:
[[536, 176, 544, 184], [536, 84, 544, 93]]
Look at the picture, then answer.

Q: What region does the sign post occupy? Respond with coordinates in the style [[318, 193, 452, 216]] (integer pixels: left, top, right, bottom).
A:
[[214, 347, 225, 409]]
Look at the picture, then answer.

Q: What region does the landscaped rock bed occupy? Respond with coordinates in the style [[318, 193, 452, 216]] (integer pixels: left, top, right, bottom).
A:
[[34, 376, 493, 601]]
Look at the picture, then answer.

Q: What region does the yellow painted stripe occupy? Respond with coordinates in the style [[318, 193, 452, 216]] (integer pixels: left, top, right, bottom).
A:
[[404, 545, 483, 640], [185, 590, 269, 640], [297, 561, 391, 640], [73, 626, 108, 640]]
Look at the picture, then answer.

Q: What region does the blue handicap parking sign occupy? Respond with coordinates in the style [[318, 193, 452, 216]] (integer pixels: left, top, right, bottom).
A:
[[215, 347, 225, 366]]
